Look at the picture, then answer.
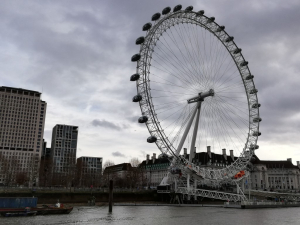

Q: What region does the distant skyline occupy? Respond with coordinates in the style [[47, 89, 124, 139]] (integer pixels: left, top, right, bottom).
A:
[[1, 0, 300, 164]]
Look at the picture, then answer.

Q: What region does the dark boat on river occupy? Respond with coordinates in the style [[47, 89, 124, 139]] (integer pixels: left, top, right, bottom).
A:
[[0, 197, 73, 216], [0, 205, 73, 216], [34, 204, 73, 215], [3, 207, 37, 217]]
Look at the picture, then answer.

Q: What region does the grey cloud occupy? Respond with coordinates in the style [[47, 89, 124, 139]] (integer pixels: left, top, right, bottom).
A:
[[112, 151, 125, 157], [127, 116, 139, 123], [1, 0, 300, 163], [91, 119, 122, 130]]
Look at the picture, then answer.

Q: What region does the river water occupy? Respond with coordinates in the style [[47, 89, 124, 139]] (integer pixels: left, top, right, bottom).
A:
[[1, 205, 300, 225]]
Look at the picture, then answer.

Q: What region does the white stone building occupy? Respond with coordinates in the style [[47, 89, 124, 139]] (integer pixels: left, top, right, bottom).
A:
[[250, 155, 300, 191]]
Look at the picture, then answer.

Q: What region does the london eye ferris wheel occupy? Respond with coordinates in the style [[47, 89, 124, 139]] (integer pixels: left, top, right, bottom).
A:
[[130, 5, 261, 183]]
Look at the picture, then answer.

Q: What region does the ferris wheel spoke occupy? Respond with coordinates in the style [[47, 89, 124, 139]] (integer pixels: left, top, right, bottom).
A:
[[166, 105, 190, 138], [160, 102, 194, 123], [215, 98, 248, 115], [217, 81, 244, 93], [187, 24, 206, 85], [213, 99, 248, 140], [206, 34, 223, 87], [156, 103, 185, 114], [201, 27, 215, 88], [170, 104, 197, 145], [208, 101, 233, 148], [152, 50, 197, 88], [207, 33, 217, 85], [204, 101, 240, 153], [213, 99, 249, 136], [213, 58, 239, 89], [164, 30, 201, 85], [165, 32, 194, 84], [181, 24, 206, 85], [155, 43, 200, 87], [150, 88, 195, 95], [213, 102, 247, 154], [161, 31, 199, 81], [211, 47, 235, 88], [201, 100, 218, 149], [152, 94, 194, 98], [161, 28, 201, 84], [153, 100, 186, 107], [205, 98, 242, 148], [159, 35, 197, 77], [202, 100, 225, 151], [172, 25, 202, 84], [150, 75, 197, 90], [216, 94, 247, 102], [215, 70, 241, 91], [214, 96, 249, 124], [191, 24, 210, 85], [155, 104, 181, 112]]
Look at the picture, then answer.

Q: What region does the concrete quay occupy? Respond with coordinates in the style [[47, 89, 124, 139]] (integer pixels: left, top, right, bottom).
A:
[[115, 203, 223, 207], [224, 201, 300, 209]]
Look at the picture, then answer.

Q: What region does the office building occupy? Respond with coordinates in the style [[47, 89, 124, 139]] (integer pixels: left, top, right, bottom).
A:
[[0, 86, 47, 186], [50, 124, 78, 186], [76, 156, 102, 187]]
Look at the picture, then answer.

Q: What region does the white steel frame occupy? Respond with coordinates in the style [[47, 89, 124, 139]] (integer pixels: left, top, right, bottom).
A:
[[134, 7, 261, 201]]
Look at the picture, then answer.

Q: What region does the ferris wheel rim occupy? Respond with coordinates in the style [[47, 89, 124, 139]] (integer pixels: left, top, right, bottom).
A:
[[134, 8, 260, 181]]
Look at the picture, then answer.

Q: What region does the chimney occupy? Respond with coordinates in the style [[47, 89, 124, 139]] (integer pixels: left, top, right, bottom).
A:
[[230, 150, 234, 160], [222, 148, 227, 160], [184, 148, 187, 158], [207, 146, 211, 158], [153, 153, 156, 163], [297, 161, 300, 168], [146, 154, 150, 164], [287, 158, 292, 163]]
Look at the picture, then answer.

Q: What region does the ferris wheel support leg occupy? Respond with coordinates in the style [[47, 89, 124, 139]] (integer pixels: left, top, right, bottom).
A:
[[174, 103, 199, 157], [189, 101, 202, 162], [194, 180, 198, 200], [242, 180, 245, 193], [235, 180, 247, 201], [187, 174, 190, 191]]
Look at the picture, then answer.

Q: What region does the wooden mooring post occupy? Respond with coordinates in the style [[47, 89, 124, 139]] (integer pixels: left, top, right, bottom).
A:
[[109, 180, 113, 212]]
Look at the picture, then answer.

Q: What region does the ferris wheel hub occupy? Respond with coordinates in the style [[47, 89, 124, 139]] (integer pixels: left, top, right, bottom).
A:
[[187, 89, 214, 104]]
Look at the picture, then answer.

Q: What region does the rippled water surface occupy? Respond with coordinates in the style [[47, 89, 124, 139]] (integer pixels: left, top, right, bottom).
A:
[[1, 206, 300, 225]]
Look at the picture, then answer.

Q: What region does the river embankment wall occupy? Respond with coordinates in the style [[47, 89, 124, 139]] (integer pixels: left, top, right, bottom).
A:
[[0, 190, 159, 204]]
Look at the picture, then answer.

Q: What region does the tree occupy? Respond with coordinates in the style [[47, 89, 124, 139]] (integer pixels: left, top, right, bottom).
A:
[[15, 172, 28, 186], [39, 156, 55, 187], [130, 157, 141, 167], [27, 154, 39, 187], [102, 160, 115, 187], [0, 153, 6, 185], [0, 154, 20, 186], [128, 158, 146, 189], [103, 160, 115, 171], [65, 152, 77, 187]]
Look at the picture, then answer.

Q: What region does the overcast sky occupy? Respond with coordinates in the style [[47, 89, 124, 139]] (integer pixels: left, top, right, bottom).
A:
[[1, 0, 300, 165]]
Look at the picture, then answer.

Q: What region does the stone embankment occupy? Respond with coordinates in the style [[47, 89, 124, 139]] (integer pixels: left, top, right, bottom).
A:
[[0, 188, 158, 204]]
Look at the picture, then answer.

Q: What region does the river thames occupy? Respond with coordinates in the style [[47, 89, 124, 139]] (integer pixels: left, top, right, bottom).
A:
[[1, 206, 300, 225]]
